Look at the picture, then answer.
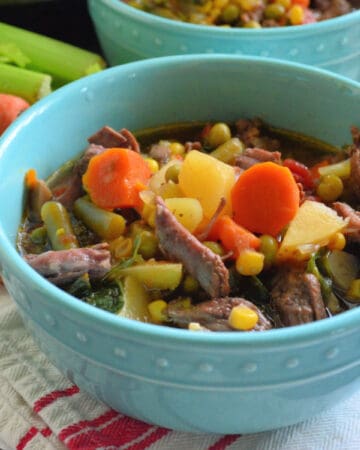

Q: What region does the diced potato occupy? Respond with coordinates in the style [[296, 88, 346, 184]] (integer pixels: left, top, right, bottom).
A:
[[178, 150, 235, 219], [116, 262, 183, 290], [277, 200, 348, 260], [118, 275, 152, 323], [164, 197, 203, 232]]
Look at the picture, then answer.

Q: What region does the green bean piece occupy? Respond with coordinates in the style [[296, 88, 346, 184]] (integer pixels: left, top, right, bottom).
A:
[[73, 196, 126, 240], [41, 201, 79, 250], [209, 138, 244, 164]]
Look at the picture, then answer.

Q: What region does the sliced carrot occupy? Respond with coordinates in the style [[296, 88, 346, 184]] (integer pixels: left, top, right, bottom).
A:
[[0, 93, 29, 135], [82, 148, 151, 210], [292, 0, 310, 7], [231, 162, 300, 237], [208, 214, 260, 258]]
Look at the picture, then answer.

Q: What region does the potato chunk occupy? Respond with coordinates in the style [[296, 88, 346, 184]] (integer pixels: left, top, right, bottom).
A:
[[278, 200, 348, 260], [178, 150, 235, 219], [164, 197, 203, 233]]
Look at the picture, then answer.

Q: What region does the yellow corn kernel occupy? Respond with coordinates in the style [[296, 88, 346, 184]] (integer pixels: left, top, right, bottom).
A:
[[288, 5, 304, 25], [275, 0, 291, 9], [188, 322, 208, 331], [145, 157, 159, 174], [237, 0, 260, 11], [170, 142, 185, 157], [147, 209, 156, 228], [229, 305, 259, 330], [148, 299, 168, 323], [328, 232, 346, 251], [236, 249, 264, 276]]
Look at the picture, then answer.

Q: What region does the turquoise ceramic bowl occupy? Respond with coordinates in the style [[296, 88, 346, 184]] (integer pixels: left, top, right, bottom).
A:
[[87, 0, 360, 81], [0, 55, 360, 434]]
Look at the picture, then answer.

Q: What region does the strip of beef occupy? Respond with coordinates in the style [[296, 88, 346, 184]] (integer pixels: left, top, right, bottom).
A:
[[155, 196, 230, 298], [350, 147, 360, 201], [333, 202, 360, 243], [87, 126, 140, 152], [167, 297, 272, 331], [235, 147, 282, 169], [235, 118, 280, 150], [24, 243, 111, 286], [312, 0, 352, 20], [148, 142, 171, 165], [50, 144, 105, 209], [270, 268, 327, 327]]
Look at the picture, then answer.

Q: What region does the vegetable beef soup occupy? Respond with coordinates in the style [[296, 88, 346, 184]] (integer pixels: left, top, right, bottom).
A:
[[123, 0, 358, 28], [18, 119, 360, 331]]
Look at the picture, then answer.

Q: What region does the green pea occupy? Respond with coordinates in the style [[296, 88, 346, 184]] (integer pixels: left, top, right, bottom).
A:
[[165, 163, 181, 183], [203, 241, 225, 256], [183, 274, 199, 293], [221, 4, 240, 23], [259, 235, 278, 267], [30, 226, 47, 245], [264, 3, 286, 19], [207, 123, 232, 148], [138, 230, 159, 259]]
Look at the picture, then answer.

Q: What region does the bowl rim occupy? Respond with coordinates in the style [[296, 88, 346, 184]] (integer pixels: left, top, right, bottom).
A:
[[1, 54, 360, 347], [93, 0, 360, 37]]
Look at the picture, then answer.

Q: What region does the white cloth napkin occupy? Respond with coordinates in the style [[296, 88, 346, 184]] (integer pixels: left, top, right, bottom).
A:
[[0, 286, 359, 450]]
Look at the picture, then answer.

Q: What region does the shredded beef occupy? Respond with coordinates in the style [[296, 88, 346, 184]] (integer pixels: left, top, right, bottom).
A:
[[167, 297, 272, 331], [149, 143, 171, 165], [155, 196, 230, 298], [270, 268, 327, 326], [350, 147, 360, 201], [24, 243, 111, 286], [87, 126, 140, 152], [312, 0, 352, 20], [235, 147, 282, 169], [184, 141, 202, 152], [333, 202, 360, 243]]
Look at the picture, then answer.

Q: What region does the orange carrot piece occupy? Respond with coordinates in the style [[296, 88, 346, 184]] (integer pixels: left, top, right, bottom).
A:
[[209, 215, 260, 258], [82, 148, 151, 210], [231, 162, 300, 237], [0, 93, 29, 135], [292, 0, 310, 7]]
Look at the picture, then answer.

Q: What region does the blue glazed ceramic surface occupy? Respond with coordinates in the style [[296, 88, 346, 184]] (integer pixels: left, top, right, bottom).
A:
[[0, 55, 360, 433], [87, 0, 360, 81]]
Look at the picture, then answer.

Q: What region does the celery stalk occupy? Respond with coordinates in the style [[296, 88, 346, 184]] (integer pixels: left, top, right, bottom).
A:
[[0, 63, 51, 103], [0, 22, 106, 87]]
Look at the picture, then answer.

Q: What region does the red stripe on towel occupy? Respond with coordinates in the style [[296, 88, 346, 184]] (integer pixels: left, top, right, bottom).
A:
[[66, 416, 153, 449], [33, 385, 80, 412], [60, 410, 169, 450], [40, 427, 52, 437], [59, 409, 119, 442], [17, 427, 38, 450], [126, 427, 170, 450], [208, 435, 241, 450]]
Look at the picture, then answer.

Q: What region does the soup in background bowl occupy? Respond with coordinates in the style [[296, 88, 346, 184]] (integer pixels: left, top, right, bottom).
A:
[[87, 0, 360, 80]]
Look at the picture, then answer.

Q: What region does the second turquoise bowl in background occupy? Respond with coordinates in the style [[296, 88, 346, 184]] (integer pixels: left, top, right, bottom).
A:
[[88, 0, 360, 81]]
